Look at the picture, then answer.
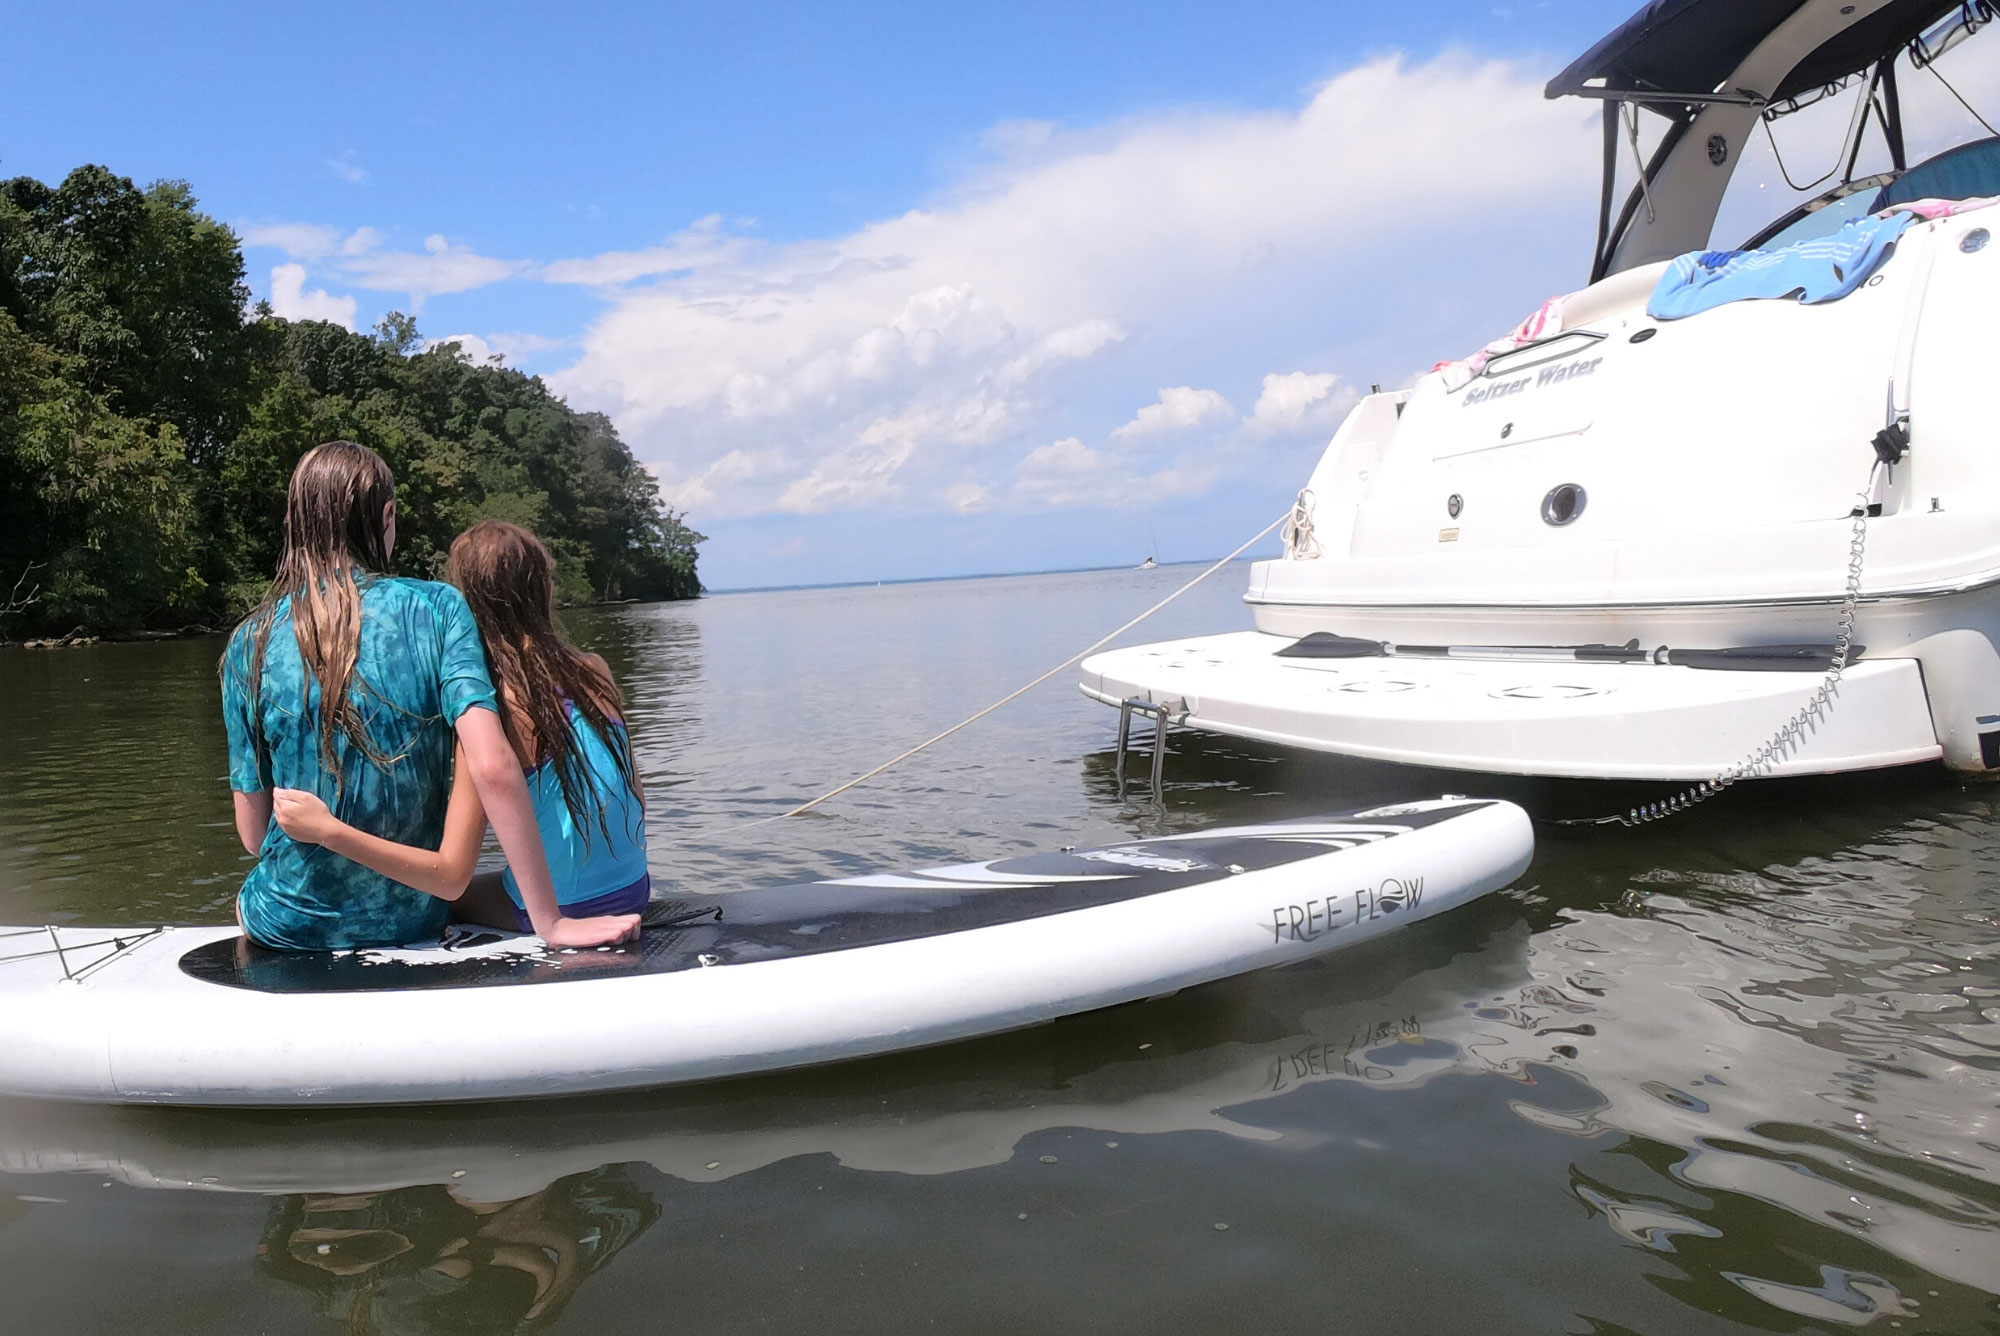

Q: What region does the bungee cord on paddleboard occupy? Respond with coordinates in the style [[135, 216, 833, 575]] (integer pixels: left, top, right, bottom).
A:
[[661, 508, 1295, 847]]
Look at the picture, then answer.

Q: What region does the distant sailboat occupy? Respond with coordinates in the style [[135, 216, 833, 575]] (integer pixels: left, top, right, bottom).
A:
[[1137, 525, 1158, 570]]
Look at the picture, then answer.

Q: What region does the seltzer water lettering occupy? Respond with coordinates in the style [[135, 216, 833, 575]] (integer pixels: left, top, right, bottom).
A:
[[1460, 354, 1602, 407]]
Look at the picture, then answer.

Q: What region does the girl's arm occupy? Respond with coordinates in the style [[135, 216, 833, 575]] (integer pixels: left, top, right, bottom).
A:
[[232, 790, 272, 855], [271, 746, 488, 899], [455, 704, 639, 948]]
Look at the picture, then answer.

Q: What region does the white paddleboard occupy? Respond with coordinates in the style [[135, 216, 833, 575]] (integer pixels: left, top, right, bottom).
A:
[[0, 798, 1532, 1106]]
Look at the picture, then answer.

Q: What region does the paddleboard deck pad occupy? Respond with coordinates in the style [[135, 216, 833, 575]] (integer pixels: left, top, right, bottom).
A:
[[0, 798, 1532, 1105]]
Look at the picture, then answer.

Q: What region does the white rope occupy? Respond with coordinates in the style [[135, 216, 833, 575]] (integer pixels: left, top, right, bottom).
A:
[[1280, 489, 1320, 559], [664, 510, 1292, 846]]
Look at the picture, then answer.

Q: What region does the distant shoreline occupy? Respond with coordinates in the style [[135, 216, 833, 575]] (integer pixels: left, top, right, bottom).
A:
[[705, 557, 1246, 598]]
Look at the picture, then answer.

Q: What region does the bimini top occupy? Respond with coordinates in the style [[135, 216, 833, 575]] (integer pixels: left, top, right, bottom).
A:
[[1547, 0, 1964, 107]]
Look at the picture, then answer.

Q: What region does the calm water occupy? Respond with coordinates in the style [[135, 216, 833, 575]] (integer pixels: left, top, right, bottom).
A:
[[1, 565, 1997, 1334]]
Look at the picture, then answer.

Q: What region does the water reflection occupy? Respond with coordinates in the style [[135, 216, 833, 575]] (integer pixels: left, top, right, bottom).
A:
[[261, 1169, 657, 1334], [0, 637, 246, 924], [1492, 788, 2000, 1329]]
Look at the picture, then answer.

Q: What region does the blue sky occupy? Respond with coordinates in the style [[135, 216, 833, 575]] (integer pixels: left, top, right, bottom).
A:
[[16, 1, 1980, 590], [7, 3, 1617, 244]]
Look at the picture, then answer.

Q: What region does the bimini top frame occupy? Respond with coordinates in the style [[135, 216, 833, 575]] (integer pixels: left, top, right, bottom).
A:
[[1547, 0, 1988, 281]]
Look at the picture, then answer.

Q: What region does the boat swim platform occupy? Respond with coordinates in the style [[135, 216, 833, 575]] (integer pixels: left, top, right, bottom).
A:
[[1080, 631, 1942, 781]]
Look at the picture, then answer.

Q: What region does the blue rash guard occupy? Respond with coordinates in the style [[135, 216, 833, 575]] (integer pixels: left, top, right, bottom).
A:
[[499, 706, 650, 926], [222, 577, 498, 951]]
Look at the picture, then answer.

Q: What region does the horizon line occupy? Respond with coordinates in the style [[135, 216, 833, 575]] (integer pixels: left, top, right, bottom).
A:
[[703, 555, 1252, 598]]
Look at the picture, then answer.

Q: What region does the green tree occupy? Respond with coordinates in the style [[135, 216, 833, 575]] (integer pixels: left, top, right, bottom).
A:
[[0, 166, 703, 637], [373, 311, 421, 356], [0, 308, 204, 629], [1, 165, 253, 464]]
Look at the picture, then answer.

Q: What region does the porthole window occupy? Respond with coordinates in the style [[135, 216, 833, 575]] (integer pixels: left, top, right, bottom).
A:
[[1541, 483, 1587, 526]]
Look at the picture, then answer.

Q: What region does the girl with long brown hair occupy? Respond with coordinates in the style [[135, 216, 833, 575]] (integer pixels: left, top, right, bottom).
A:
[[221, 443, 639, 951], [269, 520, 652, 933]]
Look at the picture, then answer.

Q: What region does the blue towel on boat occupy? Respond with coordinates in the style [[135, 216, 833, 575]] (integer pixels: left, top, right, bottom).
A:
[[1647, 211, 1917, 320]]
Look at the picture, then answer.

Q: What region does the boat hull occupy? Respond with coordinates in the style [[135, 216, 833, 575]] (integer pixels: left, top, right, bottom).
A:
[[1225, 578, 2000, 776], [1083, 629, 1945, 781]]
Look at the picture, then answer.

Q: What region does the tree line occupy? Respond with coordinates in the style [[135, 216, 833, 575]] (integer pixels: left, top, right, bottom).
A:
[[0, 164, 703, 638]]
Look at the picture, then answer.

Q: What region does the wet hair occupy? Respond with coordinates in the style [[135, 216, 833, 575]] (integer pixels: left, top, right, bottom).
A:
[[447, 520, 637, 844], [230, 440, 398, 790]]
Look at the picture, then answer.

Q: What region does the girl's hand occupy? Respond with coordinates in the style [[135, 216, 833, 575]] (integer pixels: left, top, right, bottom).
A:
[[540, 914, 642, 949], [272, 788, 341, 846]]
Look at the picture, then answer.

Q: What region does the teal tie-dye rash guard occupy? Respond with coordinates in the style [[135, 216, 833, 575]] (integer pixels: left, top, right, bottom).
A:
[[221, 577, 498, 950]]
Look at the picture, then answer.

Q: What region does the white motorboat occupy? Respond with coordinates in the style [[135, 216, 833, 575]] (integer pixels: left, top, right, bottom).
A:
[[1085, 0, 2000, 783]]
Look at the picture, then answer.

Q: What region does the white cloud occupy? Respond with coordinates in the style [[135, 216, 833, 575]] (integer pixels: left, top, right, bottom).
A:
[[1144, 462, 1223, 500], [240, 223, 344, 260], [777, 390, 1021, 514], [982, 119, 1062, 157], [1013, 436, 1113, 507], [428, 332, 502, 363], [266, 263, 358, 329], [540, 215, 749, 286], [244, 225, 526, 318], [661, 448, 790, 513], [325, 150, 368, 185], [1111, 386, 1235, 439], [339, 233, 524, 311], [944, 481, 990, 513], [1247, 371, 1354, 434], [544, 51, 1593, 522], [1011, 434, 1221, 511], [426, 331, 563, 366], [995, 319, 1125, 388]]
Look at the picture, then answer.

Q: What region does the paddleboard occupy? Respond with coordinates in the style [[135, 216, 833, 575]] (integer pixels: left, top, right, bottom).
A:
[[0, 797, 1532, 1106]]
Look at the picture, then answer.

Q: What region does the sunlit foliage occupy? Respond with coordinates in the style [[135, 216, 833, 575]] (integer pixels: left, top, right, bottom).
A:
[[0, 166, 703, 635]]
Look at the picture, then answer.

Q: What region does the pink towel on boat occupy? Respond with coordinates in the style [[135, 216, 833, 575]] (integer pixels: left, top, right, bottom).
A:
[[1433, 292, 1573, 392], [1882, 193, 2000, 221]]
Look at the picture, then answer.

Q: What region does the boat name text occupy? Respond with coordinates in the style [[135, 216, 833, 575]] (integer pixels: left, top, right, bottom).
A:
[[1268, 876, 1424, 944], [1462, 356, 1602, 407]]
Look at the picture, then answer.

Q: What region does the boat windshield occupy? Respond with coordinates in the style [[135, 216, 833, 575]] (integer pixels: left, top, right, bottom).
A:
[[1672, 2, 2000, 261], [1745, 136, 2000, 250], [1750, 178, 1895, 251]]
